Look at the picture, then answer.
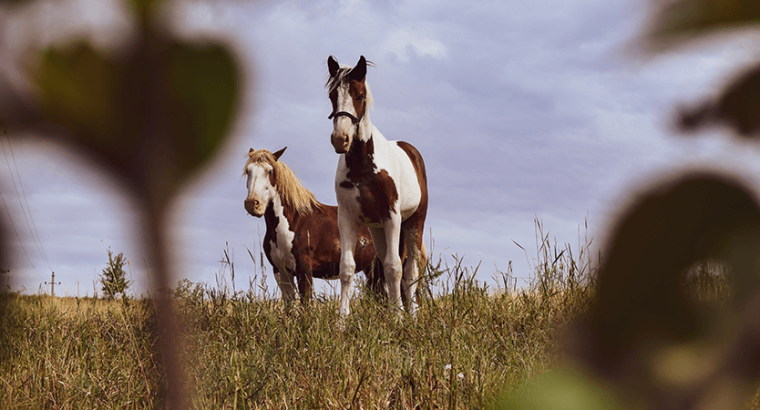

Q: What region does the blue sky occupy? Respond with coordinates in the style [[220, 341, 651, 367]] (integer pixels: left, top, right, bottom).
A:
[[2, 0, 760, 297]]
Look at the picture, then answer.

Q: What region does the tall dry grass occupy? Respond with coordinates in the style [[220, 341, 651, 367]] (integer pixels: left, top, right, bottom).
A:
[[0, 221, 615, 409]]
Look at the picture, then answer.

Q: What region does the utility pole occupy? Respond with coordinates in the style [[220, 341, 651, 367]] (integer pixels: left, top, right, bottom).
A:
[[45, 272, 61, 297]]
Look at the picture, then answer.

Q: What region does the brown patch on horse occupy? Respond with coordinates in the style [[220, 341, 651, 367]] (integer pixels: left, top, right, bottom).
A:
[[289, 204, 381, 289], [358, 170, 398, 226], [348, 80, 367, 121], [342, 136, 399, 224], [261, 195, 383, 300]]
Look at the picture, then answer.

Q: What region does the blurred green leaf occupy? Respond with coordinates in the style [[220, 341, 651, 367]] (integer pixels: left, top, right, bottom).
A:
[[648, 0, 760, 136], [27, 32, 240, 211], [680, 63, 760, 136], [0, 0, 36, 6], [592, 176, 760, 351], [567, 175, 760, 408], [16, 4, 242, 409], [33, 42, 130, 160], [496, 368, 622, 410], [649, 0, 760, 41], [126, 0, 165, 15], [163, 43, 239, 173]]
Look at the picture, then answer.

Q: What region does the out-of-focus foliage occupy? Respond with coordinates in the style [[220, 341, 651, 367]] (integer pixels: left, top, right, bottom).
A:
[[163, 43, 239, 174], [497, 368, 621, 410], [499, 1, 760, 408], [500, 175, 760, 410], [0, 0, 243, 408], [648, 0, 760, 40], [126, 0, 163, 15], [678, 64, 760, 137], [31, 35, 239, 207], [0, 0, 35, 6], [33, 44, 128, 161], [647, 0, 760, 136]]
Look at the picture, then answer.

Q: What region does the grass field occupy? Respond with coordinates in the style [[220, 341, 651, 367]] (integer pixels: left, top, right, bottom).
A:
[[0, 223, 738, 409]]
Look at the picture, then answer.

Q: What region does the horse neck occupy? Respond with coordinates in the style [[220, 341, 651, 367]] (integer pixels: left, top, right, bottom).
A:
[[346, 123, 393, 177], [263, 192, 298, 233], [356, 112, 378, 142]]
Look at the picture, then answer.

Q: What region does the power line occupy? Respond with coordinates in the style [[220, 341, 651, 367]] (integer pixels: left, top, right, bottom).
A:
[[0, 129, 45, 281], [0, 183, 42, 280], [0, 134, 51, 270]]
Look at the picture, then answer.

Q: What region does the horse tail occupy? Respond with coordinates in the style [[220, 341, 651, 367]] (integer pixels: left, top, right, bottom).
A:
[[418, 241, 428, 276]]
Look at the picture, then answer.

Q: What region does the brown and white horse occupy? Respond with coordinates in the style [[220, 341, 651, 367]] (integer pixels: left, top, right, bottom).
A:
[[243, 147, 385, 302], [326, 55, 428, 316]]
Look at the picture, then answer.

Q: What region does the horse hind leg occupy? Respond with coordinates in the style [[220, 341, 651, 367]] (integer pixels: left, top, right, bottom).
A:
[[401, 225, 424, 316]]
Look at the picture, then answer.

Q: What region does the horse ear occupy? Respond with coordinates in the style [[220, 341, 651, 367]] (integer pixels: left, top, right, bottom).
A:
[[327, 55, 340, 78], [349, 55, 367, 81], [273, 147, 287, 160]]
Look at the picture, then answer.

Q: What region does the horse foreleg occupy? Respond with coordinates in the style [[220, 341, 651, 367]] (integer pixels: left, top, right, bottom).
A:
[[296, 271, 313, 303], [274, 268, 296, 302], [376, 218, 404, 314], [338, 215, 360, 317]]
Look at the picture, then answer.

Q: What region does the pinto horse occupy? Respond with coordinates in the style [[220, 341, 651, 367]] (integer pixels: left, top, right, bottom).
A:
[[326, 55, 428, 316], [243, 147, 385, 302]]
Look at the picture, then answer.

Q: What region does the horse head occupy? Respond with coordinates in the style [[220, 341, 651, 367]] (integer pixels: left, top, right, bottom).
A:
[[326, 55, 371, 153], [243, 147, 286, 217]]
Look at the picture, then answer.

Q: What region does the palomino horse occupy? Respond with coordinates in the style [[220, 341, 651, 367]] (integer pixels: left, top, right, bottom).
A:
[[326, 55, 428, 316], [243, 147, 385, 302]]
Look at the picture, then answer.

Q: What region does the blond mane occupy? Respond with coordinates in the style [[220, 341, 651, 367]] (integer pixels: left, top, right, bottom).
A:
[[244, 149, 321, 215]]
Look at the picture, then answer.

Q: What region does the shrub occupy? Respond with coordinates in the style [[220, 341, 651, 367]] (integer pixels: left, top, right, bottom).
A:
[[99, 248, 131, 300]]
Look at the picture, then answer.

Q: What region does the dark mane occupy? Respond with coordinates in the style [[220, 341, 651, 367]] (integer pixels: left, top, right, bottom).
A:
[[325, 62, 375, 109], [325, 60, 376, 93]]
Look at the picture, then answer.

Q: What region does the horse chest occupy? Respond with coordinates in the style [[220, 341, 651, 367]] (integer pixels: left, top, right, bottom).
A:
[[264, 200, 296, 272], [337, 141, 421, 225]]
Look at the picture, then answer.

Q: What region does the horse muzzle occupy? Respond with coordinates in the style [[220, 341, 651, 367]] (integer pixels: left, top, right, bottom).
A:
[[331, 133, 350, 154], [244, 198, 265, 217]]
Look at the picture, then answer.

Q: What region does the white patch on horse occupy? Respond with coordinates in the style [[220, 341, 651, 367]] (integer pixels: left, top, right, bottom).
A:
[[268, 196, 297, 272], [332, 82, 356, 140], [244, 160, 297, 299], [374, 134, 422, 219]]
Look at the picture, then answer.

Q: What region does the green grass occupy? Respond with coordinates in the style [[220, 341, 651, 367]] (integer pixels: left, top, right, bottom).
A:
[[0, 224, 600, 409]]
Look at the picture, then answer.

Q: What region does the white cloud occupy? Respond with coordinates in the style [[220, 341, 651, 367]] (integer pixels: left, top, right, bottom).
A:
[[382, 28, 448, 62]]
